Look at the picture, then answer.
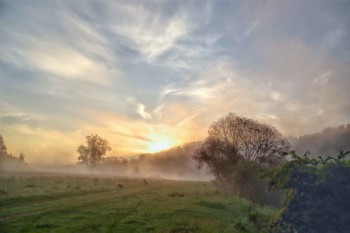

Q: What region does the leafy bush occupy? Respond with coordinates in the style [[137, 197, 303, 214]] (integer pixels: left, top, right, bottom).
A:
[[267, 151, 350, 233]]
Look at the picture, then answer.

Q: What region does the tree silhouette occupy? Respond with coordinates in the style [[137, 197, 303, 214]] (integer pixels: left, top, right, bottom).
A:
[[194, 113, 290, 200], [19, 152, 25, 162], [77, 134, 111, 171], [0, 134, 8, 158]]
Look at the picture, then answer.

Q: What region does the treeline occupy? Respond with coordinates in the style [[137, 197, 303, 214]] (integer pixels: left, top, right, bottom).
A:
[[126, 141, 209, 180], [100, 142, 210, 180], [290, 124, 350, 156]]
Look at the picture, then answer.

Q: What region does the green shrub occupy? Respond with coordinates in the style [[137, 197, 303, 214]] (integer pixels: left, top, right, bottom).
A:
[[267, 151, 350, 233]]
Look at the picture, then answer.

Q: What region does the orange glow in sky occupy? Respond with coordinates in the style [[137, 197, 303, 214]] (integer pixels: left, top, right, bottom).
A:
[[146, 133, 177, 153]]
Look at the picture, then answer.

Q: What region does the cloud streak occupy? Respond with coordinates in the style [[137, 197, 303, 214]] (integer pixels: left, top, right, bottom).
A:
[[0, 0, 349, 163]]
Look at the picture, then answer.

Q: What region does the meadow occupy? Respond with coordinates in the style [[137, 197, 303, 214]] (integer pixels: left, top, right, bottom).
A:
[[0, 172, 277, 233]]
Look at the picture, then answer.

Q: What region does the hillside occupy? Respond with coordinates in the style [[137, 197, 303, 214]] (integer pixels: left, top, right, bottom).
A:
[[125, 141, 210, 180], [290, 124, 350, 156]]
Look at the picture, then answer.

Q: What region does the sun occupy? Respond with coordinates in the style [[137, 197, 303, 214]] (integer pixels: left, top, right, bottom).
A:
[[146, 134, 176, 153], [148, 141, 172, 153]]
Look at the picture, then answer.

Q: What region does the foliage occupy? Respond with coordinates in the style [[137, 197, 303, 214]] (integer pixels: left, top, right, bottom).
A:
[[77, 134, 111, 170], [267, 151, 350, 233], [0, 134, 8, 157], [193, 113, 290, 202], [18, 152, 25, 162]]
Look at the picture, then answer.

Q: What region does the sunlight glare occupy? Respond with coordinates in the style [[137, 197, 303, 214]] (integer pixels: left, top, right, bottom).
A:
[[146, 134, 175, 153], [149, 142, 171, 153]]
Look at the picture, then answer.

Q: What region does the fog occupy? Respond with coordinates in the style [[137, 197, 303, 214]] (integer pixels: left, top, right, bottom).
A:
[[0, 142, 212, 181], [2, 124, 350, 180], [290, 124, 350, 157]]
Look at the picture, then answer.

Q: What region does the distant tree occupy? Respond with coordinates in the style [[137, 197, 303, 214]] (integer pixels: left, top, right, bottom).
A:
[[194, 113, 290, 202], [77, 134, 111, 171], [0, 134, 8, 158], [19, 152, 25, 162]]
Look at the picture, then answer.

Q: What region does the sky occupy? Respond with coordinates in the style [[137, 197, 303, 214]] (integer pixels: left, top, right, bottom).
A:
[[1, 0, 350, 164]]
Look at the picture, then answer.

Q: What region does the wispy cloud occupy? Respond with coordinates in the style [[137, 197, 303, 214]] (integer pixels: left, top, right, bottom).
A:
[[242, 19, 260, 39], [136, 104, 152, 120], [1, 0, 349, 163], [322, 29, 346, 51], [108, 4, 189, 62], [161, 38, 350, 136]]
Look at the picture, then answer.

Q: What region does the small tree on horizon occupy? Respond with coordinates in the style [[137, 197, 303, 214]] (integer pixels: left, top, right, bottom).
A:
[[0, 134, 8, 158], [19, 152, 25, 162], [77, 134, 111, 171], [0, 134, 8, 170]]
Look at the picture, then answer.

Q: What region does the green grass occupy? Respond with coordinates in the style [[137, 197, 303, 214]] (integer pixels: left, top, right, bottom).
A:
[[0, 172, 277, 233]]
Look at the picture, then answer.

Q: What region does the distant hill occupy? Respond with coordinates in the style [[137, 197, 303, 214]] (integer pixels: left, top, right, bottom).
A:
[[290, 124, 350, 157], [124, 141, 211, 180]]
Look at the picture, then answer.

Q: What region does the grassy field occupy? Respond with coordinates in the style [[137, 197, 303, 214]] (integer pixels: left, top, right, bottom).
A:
[[0, 172, 277, 233]]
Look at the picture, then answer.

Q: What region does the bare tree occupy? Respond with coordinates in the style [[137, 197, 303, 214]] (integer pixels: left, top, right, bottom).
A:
[[194, 113, 290, 200], [77, 134, 111, 171]]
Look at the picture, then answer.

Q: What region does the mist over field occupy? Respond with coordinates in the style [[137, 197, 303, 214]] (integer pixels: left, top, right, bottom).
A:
[[1, 140, 211, 181], [2, 123, 350, 182]]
